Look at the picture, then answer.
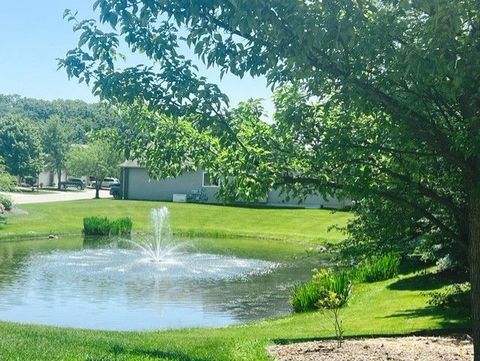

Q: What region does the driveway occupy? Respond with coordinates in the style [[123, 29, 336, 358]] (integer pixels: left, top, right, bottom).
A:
[[1, 189, 112, 205]]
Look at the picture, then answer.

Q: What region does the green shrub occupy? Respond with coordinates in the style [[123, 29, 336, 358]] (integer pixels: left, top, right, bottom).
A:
[[83, 217, 111, 236], [291, 269, 353, 313], [291, 280, 321, 313], [0, 194, 13, 211], [314, 270, 353, 348], [110, 217, 133, 236], [353, 253, 400, 282], [427, 282, 471, 312], [314, 269, 353, 307], [0, 163, 15, 192], [83, 216, 133, 237], [316, 289, 350, 348]]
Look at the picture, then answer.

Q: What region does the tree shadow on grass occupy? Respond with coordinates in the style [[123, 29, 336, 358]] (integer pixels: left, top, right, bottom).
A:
[[272, 328, 471, 347], [128, 348, 213, 361], [387, 273, 451, 291], [398, 259, 433, 275], [86, 344, 213, 361], [272, 334, 392, 346], [384, 303, 470, 332], [386, 271, 470, 331]]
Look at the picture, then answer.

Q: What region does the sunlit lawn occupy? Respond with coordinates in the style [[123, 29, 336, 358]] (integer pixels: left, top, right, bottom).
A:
[[1, 199, 351, 243]]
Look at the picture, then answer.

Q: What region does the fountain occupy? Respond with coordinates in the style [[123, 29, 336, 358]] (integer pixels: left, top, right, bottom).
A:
[[0, 207, 311, 331], [129, 207, 184, 261]]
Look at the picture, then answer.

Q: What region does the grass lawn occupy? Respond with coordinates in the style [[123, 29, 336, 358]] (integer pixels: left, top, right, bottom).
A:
[[1, 199, 351, 243], [0, 200, 468, 360]]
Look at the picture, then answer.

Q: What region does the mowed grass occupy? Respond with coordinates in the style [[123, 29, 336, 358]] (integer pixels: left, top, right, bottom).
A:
[[1, 199, 351, 243], [0, 272, 467, 361]]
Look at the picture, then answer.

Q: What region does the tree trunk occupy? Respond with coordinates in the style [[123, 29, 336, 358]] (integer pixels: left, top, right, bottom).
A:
[[469, 188, 480, 361], [57, 169, 62, 191], [95, 183, 100, 199]]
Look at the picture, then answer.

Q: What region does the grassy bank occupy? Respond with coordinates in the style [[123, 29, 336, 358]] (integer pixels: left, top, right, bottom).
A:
[[0, 271, 467, 361], [1, 199, 351, 243]]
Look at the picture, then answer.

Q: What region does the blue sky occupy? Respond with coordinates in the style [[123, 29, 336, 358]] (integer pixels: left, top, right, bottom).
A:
[[0, 1, 273, 113]]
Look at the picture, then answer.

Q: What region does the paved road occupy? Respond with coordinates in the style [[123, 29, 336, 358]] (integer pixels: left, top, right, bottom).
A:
[[1, 188, 112, 204]]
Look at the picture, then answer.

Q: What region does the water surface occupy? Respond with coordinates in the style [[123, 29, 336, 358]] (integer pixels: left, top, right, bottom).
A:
[[0, 237, 324, 330]]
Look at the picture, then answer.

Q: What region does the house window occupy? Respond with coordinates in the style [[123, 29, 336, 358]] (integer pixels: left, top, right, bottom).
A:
[[202, 172, 220, 187]]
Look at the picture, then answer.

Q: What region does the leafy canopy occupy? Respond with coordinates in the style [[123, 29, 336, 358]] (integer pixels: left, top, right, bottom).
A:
[[0, 114, 42, 177], [42, 116, 72, 173], [66, 139, 121, 184], [0, 161, 15, 192]]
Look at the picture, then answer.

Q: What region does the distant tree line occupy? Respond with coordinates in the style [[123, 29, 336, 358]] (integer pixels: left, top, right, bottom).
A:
[[0, 94, 122, 191], [0, 94, 117, 143]]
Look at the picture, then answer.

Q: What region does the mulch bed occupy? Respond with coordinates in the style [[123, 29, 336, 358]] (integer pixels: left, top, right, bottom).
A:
[[268, 336, 473, 361]]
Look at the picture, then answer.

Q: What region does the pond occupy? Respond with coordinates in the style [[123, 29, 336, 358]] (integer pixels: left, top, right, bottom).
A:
[[0, 212, 327, 331]]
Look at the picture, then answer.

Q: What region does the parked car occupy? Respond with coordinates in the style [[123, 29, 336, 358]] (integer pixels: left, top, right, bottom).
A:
[[60, 177, 86, 190], [91, 177, 120, 189], [109, 182, 121, 199]]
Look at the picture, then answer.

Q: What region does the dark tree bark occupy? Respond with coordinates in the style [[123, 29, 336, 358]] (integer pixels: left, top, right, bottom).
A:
[[469, 187, 480, 360], [57, 169, 62, 191], [95, 182, 101, 199]]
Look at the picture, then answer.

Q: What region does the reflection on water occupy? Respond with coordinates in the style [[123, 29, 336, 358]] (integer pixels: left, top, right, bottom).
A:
[[0, 237, 325, 330]]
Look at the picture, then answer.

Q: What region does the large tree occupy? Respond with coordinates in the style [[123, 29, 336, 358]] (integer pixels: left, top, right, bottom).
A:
[[66, 139, 121, 199], [0, 114, 42, 179], [60, 0, 480, 357], [42, 116, 73, 190]]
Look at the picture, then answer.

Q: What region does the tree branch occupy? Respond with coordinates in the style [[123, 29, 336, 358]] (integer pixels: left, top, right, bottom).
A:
[[281, 174, 466, 249]]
